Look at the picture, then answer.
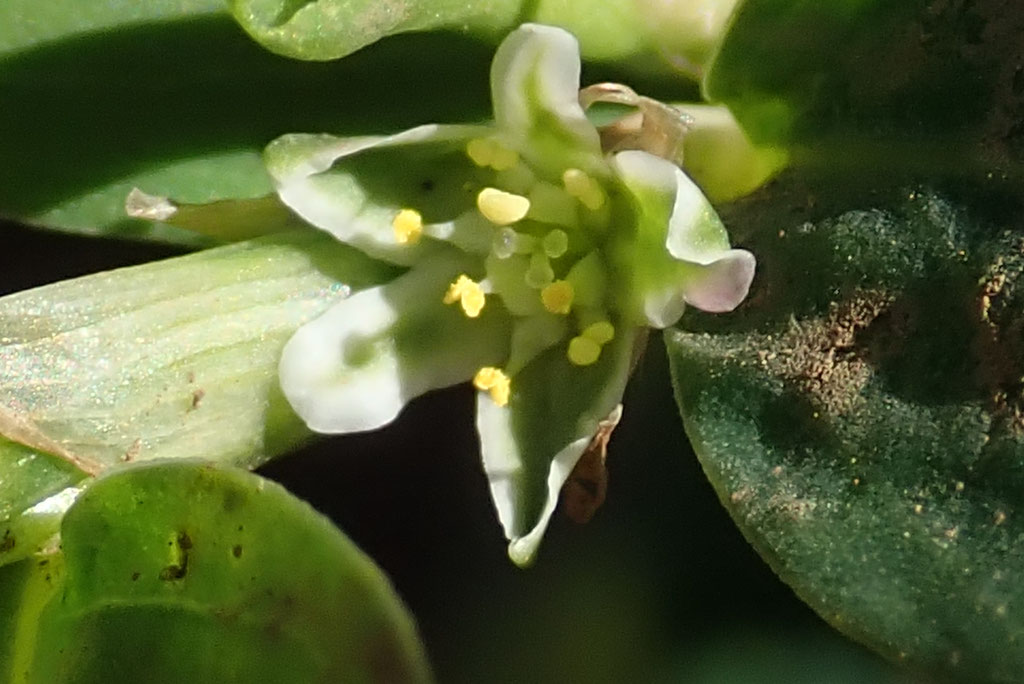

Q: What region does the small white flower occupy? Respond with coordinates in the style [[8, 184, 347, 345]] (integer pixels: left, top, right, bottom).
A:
[[267, 24, 755, 565]]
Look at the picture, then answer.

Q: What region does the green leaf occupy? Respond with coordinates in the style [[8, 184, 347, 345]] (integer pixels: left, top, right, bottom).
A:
[[0, 0, 224, 54], [227, 0, 714, 79], [228, 0, 520, 61], [0, 10, 494, 243], [0, 438, 85, 567], [673, 104, 788, 203], [6, 460, 432, 683], [0, 231, 397, 568], [705, 1, 1023, 180], [668, 184, 1024, 680]]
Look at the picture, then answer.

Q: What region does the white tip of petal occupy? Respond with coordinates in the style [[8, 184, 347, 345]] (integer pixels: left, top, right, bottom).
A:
[[508, 437, 591, 568], [490, 24, 602, 162], [683, 249, 757, 313], [279, 288, 405, 433]]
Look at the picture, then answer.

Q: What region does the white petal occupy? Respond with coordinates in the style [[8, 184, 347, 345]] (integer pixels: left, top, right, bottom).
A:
[[279, 285, 402, 433], [265, 124, 489, 265], [476, 326, 637, 566], [613, 150, 731, 264], [280, 255, 510, 433], [478, 395, 594, 567], [490, 24, 603, 174], [612, 150, 756, 324], [682, 249, 756, 313]]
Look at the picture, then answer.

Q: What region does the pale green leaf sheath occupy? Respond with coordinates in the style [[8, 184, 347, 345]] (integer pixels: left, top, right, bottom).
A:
[[271, 24, 755, 565]]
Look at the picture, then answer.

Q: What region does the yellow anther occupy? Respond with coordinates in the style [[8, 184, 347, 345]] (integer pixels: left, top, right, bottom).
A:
[[567, 336, 602, 366], [540, 280, 574, 315], [582, 320, 615, 345], [562, 168, 605, 210], [477, 187, 531, 226], [443, 275, 486, 318], [466, 138, 493, 167], [473, 366, 511, 406], [392, 208, 423, 244]]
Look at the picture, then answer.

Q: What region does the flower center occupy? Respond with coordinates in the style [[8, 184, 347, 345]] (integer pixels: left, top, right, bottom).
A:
[[395, 136, 622, 404]]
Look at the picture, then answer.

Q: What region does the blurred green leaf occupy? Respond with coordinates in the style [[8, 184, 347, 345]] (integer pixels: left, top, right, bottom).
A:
[[705, 1, 1024, 180], [227, 0, 705, 75], [0, 11, 494, 243], [4, 460, 431, 683], [668, 183, 1024, 680], [0, 438, 85, 567], [0, 231, 397, 568], [0, 0, 224, 54], [228, 0, 520, 61]]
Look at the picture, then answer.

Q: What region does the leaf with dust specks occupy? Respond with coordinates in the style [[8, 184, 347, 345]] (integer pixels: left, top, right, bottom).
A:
[[0, 460, 432, 683], [704, 0, 1024, 182], [668, 182, 1024, 681]]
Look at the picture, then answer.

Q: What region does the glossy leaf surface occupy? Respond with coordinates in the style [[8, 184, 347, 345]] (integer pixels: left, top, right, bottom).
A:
[[0, 231, 396, 567], [3, 460, 431, 683]]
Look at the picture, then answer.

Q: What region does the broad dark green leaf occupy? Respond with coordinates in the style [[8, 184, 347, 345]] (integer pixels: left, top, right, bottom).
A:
[[0, 230, 397, 568], [705, 0, 1024, 181], [668, 183, 1024, 681], [3, 460, 431, 683]]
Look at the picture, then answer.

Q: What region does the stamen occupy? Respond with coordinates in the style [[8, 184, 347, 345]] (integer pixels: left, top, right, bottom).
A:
[[392, 208, 423, 244], [473, 366, 511, 406], [542, 229, 568, 258], [562, 168, 606, 210], [477, 187, 531, 226], [582, 320, 615, 345], [525, 251, 555, 288], [567, 336, 602, 366], [540, 280, 574, 315], [443, 275, 486, 318]]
